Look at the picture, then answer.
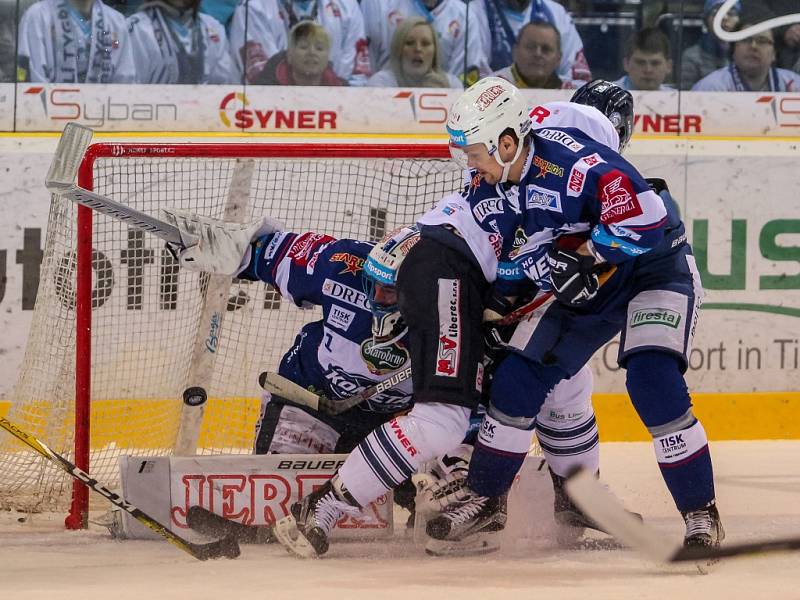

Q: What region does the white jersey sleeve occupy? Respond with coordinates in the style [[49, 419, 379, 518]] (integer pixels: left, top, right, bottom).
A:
[[228, 0, 286, 83], [320, 0, 371, 84], [201, 14, 237, 84], [546, 0, 590, 83], [17, 2, 52, 82]]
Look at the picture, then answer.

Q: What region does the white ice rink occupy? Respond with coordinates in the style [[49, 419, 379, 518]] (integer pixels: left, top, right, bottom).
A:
[[1, 441, 798, 600]]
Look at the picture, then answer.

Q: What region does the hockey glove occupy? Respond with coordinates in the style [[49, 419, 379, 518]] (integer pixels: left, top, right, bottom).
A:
[[547, 247, 603, 307]]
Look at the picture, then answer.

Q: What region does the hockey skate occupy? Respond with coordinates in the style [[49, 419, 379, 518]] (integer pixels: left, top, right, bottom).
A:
[[424, 489, 507, 556], [682, 501, 725, 549], [273, 475, 361, 558]]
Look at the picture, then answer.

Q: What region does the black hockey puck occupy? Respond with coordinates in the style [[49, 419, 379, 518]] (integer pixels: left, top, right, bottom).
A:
[[183, 386, 207, 407], [258, 371, 268, 389]]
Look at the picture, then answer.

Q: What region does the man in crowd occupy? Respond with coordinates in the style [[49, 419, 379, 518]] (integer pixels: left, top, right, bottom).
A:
[[493, 20, 582, 88], [17, 0, 135, 83], [614, 27, 673, 90]]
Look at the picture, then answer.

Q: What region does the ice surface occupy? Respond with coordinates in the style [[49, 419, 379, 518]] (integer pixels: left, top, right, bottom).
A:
[[1, 441, 798, 600]]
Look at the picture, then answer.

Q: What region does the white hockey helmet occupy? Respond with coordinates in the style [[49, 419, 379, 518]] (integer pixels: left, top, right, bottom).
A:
[[362, 226, 421, 344], [446, 76, 532, 183]]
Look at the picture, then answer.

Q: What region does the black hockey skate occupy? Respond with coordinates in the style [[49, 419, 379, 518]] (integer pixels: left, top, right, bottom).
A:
[[682, 501, 725, 549], [273, 475, 360, 558], [425, 489, 507, 541]]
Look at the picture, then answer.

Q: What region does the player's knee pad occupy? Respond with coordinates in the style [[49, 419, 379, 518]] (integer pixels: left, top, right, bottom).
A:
[[338, 403, 471, 507], [535, 366, 599, 476], [625, 350, 691, 428], [253, 392, 341, 454]]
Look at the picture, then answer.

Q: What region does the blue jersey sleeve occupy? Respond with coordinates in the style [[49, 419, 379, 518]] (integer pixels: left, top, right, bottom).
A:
[[239, 231, 368, 307]]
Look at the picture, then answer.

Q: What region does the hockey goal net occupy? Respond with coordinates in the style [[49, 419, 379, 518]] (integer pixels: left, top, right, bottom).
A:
[[0, 142, 459, 525]]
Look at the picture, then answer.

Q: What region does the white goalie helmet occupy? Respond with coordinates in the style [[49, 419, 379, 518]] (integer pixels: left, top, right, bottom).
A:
[[446, 76, 532, 183], [362, 226, 421, 345]]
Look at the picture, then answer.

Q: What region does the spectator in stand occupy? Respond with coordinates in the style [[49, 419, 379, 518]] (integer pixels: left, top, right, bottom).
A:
[[614, 27, 673, 91], [739, 1, 800, 72], [361, 0, 487, 84], [693, 19, 800, 91], [0, 8, 15, 83], [17, 0, 135, 83], [680, 0, 740, 90], [198, 0, 238, 28], [366, 17, 461, 87], [127, 0, 236, 84], [473, 0, 591, 84], [492, 20, 580, 88], [254, 21, 347, 85], [228, 0, 370, 85]]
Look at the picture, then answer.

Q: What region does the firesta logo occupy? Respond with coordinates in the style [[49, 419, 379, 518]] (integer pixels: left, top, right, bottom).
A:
[[218, 92, 337, 130]]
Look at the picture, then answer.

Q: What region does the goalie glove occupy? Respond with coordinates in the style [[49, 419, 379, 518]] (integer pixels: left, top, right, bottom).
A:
[[413, 444, 473, 516], [546, 247, 606, 307], [161, 208, 283, 276]]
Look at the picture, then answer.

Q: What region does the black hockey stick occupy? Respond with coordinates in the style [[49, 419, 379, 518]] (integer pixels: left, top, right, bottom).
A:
[[565, 468, 800, 564], [187, 505, 275, 544], [0, 416, 239, 561]]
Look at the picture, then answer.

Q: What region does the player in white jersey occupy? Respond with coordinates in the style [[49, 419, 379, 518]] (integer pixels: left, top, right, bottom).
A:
[[127, 0, 236, 84], [361, 0, 488, 80], [17, 0, 135, 83], [473, 0, 590, 84], [228, 0, 371, 85]]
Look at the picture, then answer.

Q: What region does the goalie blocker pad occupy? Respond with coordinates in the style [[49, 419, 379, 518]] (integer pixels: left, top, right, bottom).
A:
[[118, 454, 393, 542]]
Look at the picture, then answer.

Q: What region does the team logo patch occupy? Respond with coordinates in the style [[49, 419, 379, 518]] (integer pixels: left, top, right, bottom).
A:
[[327, 305, 356, 332], [598, 171, 642, 223], [630, 308, 682, 329], [360, 339, 409, 375], [322, 278, 369, 310], [436, 279, 461, 377], [288, 233, 334, 267], [330, 252, 364, 275], [533, 156, 564, 179], [567, 153, 606, 197], [526, 184, 562, 212], [536, 129, 585, 152], [472, 197, 503, 222]]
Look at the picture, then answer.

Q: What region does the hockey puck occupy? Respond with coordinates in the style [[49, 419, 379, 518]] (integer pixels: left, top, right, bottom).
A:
[[258, 371, 268, 389], [183, 386, 207, 407]]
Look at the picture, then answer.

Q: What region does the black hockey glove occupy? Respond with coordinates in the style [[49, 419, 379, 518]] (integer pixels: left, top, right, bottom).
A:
[[546, 247, 602, 307]]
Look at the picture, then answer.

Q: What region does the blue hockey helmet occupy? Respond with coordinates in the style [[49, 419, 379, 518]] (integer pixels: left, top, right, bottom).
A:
[[362, 226, 421, 344], [571, 79, 634, 153]]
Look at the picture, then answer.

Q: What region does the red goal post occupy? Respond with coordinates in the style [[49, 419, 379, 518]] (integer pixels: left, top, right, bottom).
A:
[[0, 142, 456, 528]]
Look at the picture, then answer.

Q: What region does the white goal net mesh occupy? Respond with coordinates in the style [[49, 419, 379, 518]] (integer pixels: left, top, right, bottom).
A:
[[0, 147, 461, 513]]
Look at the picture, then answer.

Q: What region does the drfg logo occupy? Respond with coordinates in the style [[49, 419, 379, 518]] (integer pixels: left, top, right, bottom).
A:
[[393, 91, 449, 124]]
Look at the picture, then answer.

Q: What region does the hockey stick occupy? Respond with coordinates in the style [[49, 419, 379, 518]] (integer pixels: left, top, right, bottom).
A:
[[258, 366, 412, 416], [565, 468, 800, 564], [0, 416, 240, 561], [187, 505, 275, 544], [45, 123, 197, 249]]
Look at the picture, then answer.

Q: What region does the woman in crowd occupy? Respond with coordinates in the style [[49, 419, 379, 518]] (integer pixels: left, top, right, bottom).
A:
[[367, 17, 462, 88], [255, 21, 347, 86]]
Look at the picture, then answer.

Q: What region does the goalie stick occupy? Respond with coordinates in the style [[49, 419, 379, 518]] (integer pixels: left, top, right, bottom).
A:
[[0, 416, 240, 561], [565, 467, 800, 564]]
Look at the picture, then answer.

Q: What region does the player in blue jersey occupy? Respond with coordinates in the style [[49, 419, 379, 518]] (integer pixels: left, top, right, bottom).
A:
[[425, 77, 723, 551], [228, 223, 598, 557]]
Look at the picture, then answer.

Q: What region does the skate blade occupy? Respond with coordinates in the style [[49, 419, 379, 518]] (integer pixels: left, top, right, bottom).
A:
[[424, 532, 501, 557], [272, 515, 319, 559]]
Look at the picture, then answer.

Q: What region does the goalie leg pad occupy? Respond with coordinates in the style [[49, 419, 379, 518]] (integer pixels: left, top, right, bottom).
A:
[[253, 394, 341, 454]]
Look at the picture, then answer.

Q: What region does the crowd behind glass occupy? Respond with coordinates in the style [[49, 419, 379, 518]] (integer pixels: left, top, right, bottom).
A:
[[0, 0, 798, 92]]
